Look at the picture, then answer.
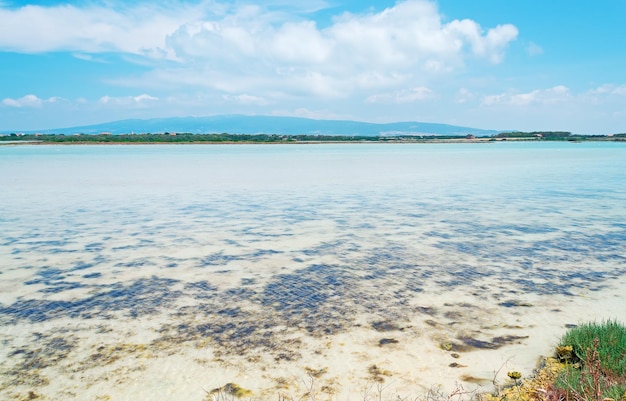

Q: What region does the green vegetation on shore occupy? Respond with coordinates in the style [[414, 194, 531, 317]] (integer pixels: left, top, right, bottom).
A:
[[1, 131, 625, 144], [486, 320, 626, 401], [555, 320, 626, 401]]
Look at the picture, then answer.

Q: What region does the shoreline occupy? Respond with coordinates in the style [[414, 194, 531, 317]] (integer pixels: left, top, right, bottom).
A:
[[2, 138, 624, 146]]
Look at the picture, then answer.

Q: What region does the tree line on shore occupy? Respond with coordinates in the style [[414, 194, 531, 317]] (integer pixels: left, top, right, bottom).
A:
[[2, 131, 625, 143]]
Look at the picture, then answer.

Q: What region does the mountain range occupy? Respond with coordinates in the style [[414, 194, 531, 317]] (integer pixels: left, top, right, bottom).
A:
[[13, 115, 502, 137]]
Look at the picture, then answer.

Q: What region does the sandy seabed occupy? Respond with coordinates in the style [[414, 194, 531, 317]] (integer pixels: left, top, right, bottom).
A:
[[1, 143, 625, 401]]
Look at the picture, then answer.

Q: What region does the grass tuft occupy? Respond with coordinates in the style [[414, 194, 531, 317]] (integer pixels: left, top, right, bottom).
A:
[[553, 320, 626, 401], [558, 320, 626, 377]]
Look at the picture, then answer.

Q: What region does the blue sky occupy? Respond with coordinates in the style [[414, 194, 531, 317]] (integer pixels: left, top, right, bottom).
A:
[[1, 0, 625, 134]]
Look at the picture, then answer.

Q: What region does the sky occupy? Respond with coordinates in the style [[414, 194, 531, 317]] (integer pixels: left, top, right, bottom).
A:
[[1, 0, 626, 134]]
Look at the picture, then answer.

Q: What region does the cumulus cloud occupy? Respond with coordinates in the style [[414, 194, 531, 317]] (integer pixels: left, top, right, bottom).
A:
[[482, 86, 570, 106], [159, 0, 517, 97], [166, 0, 517, 68], [1, 0, 518, 99], [98, 94, 159, 106], [444, 19, 518, 63], [0, 2, 200, 56], [2, 94, 44, 107]]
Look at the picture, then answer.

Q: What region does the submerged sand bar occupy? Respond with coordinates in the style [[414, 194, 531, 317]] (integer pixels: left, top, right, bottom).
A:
[[1, 143, 625, 400]]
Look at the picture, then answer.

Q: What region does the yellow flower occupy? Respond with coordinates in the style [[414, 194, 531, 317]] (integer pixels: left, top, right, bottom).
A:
[[507, 371, 522, 380]]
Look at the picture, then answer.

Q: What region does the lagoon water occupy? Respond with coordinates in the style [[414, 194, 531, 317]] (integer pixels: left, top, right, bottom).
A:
[[1, 142, 625, 401]]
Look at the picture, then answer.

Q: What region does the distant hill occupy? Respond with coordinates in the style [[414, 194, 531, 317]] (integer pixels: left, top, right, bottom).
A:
[[12, 115, 501, 137]]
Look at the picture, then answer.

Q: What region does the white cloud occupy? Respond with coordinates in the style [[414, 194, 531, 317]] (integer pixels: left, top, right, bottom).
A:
[[0, 2, 201, 56], [590, 84, 626, 96], [482, 86, 571, 106], [166, 0, 517, 68], [1, 0, 518, 99], [366, 87, 434, 104], [1, 94, 68, 108], [445, 19, 518, 63], [72, 53, 111, 63], [98, 94, 159, 106], [614, 86, 626, 96], [157, 0, 517, 98], [134, 94, 159, 102], [2, 94, 44, 108]]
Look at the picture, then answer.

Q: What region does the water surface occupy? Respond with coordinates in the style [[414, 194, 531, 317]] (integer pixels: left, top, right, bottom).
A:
[[1, 142, 625, 401]]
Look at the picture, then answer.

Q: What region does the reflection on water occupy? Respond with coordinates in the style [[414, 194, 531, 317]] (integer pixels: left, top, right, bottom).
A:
[[0, 143, 625, 400]]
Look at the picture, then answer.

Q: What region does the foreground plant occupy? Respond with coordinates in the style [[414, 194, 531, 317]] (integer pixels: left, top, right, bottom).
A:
[[552, 320, 626, 401], [483, 320, 626, 401]]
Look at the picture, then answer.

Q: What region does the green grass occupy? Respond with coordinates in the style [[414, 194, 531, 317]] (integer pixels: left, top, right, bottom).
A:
[[554, 320, 626, 401], [559, 320, 626, 376]]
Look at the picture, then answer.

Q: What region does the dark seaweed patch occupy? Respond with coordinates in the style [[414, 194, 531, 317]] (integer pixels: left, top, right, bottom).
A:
[[434, 265, 495, 287], [260, 264, 355, 335], [456, 334, 529, 351], [459, 374, 490, 384], [3, 334, 76, 388], [111, 244, 139, 251], [25, 267, 64, 283], [22, 267, 88, 294], [84, 242, 104, 252], [301, 241, 343, 257], [449, 362, 466, 368], [492, 335, 529, 346], [378, 338, 399, 346], [2, 237, 19, 246], [38, 281, 87, 294], [48, 248, 78, 254], [512, 278, 573, 296], [241, 278, 256, 286], [416, 306, 437, 316], [217, 307, 241, 317], [114, 258, 155, 268], [444, 311, 463, 320], [70, 262, 95, 271], [250, 249, 282, 258], [154, 315, 277, 358], [367, 364, 392, 383], [185, 280, 218, 293], [372, 321, 401, 332], [460, 337, 497, 349], [224, 287, 256, 300], [0, 276, 181, 322], [499, 300, 533, 308], [1, 299, 76, 322], [28, 240, 69, 247], [198, 252, 242, 267]]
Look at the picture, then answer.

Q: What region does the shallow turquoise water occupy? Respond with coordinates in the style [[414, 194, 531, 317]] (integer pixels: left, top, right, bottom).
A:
[[1, 142, 625, 400]]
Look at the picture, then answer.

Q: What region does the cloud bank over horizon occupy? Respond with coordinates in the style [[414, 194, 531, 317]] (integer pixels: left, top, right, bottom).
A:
[[1, 0, 625, 134]]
